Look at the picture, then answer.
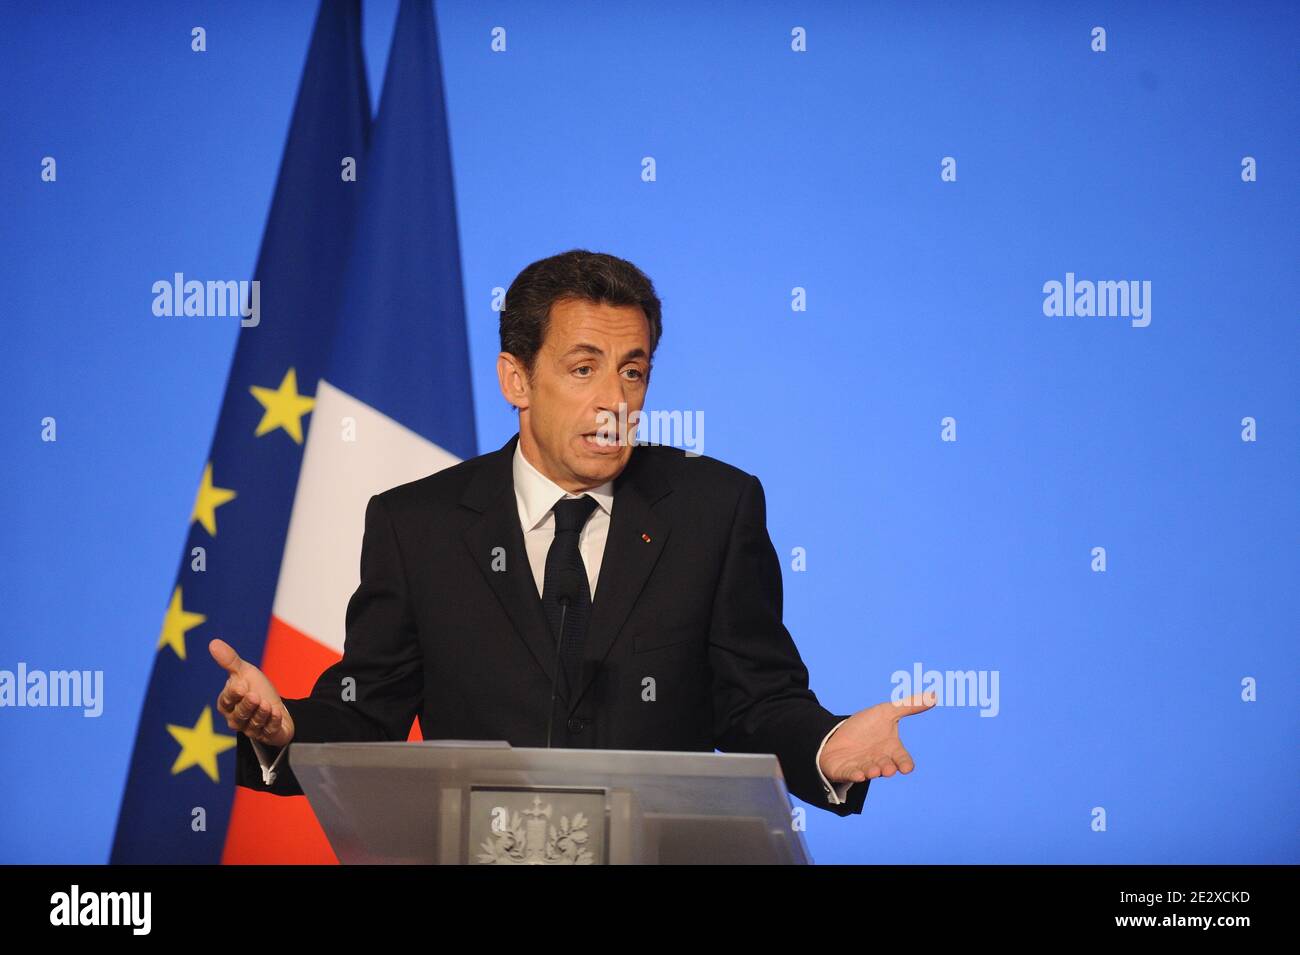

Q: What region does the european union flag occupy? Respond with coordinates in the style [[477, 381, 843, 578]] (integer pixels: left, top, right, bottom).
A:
[[110, 0, 372, 864]]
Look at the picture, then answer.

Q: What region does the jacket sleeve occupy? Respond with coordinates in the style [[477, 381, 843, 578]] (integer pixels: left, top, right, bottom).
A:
[[236, 493, 424, 796], [708, 474, 868, 817]]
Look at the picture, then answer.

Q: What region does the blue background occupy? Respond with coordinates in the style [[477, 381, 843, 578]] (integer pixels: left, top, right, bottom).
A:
[[1, 0, 1296, 864]]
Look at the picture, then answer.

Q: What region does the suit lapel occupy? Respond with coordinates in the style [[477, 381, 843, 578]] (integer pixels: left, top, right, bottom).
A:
[[572, 445, 672, 709], [461, 434, 560, 694]]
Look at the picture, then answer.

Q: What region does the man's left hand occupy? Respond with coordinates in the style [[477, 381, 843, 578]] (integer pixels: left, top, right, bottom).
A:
[[819, 692, 937, 783]]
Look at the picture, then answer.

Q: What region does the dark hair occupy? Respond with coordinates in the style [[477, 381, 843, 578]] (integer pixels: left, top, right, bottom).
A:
[[499, 249, 663, 379]]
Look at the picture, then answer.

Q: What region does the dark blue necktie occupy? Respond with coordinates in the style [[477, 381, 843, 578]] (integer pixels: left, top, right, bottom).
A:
[[541, 494, 599, 701]]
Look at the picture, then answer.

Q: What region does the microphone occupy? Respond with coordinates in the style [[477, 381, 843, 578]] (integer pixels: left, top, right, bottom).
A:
[[545, 566, 586, 748]]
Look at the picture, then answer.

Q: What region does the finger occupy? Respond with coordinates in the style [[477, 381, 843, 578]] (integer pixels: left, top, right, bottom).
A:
[[825, 758, 868, 785], [891, 691, 938, 718], [208, 638, 244, 676], [893, 747, 916, 773], [874, 756, 899, 778], [215, 680, 248, 717], [269, 702, 289, 731], [244, 692, 269, 729], [247, 703, 272, 739], [232, 688, 261, 724], [242, 699, 272, 740], [217, 677, 247, 714], [257, 707, 288, 745]]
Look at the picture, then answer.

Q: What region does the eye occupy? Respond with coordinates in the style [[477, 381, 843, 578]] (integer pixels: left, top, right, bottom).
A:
[[574, 365, 592, 377], [623, 368, 644, 381]]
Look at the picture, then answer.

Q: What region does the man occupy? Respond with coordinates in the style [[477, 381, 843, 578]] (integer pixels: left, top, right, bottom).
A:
[[211, 249, 933, 816]]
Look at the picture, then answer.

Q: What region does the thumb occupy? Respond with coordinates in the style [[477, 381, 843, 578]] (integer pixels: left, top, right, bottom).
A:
[[208, 638, 245, 677], [891, 691, 938, 718]]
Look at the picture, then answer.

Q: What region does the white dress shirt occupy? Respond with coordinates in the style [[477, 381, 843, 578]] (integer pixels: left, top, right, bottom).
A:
[[512, 440, 614, 600], [255, 441, 854, 806]]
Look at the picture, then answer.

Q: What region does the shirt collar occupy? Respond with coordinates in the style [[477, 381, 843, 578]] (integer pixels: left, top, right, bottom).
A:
[[513, 439, 615, 532]]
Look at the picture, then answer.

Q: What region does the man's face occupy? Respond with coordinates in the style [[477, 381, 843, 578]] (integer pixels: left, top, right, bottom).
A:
[[500, 296, 651, 492]]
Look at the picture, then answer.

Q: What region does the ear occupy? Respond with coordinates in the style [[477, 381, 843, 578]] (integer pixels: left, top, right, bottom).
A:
[[497, 352, 530, 411]]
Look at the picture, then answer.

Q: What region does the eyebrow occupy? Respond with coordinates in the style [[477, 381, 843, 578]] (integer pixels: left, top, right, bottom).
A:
[[561, 343, 649, 364]]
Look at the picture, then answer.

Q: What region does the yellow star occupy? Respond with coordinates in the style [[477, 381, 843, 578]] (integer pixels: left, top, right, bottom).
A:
[[191, 462, 236, 536], [158, 586, 205, 661], [167, 706, 237, 782], [249, 367, 315, 444]]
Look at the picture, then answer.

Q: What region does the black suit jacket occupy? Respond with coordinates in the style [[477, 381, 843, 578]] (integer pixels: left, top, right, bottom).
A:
[[236, 432, 868, 815]]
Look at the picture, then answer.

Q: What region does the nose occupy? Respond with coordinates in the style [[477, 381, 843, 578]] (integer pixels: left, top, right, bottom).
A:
[[593, 365, 627, 417]]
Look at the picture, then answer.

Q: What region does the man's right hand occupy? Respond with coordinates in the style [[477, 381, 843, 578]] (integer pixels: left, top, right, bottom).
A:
[[210, 638, 295, 748]]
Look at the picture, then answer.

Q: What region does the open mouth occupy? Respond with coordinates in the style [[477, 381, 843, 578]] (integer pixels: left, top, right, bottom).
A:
[[580, 431, 620, 451]]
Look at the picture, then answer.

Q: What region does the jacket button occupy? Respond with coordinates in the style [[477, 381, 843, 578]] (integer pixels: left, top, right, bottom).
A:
[[567, 717, 586, 733]]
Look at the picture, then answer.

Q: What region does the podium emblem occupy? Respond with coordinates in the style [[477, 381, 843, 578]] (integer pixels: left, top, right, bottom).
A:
[[472, 791, 606, 865]]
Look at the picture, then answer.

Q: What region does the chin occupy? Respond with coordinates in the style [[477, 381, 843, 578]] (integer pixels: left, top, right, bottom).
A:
[[581, 456, 623, 479]]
